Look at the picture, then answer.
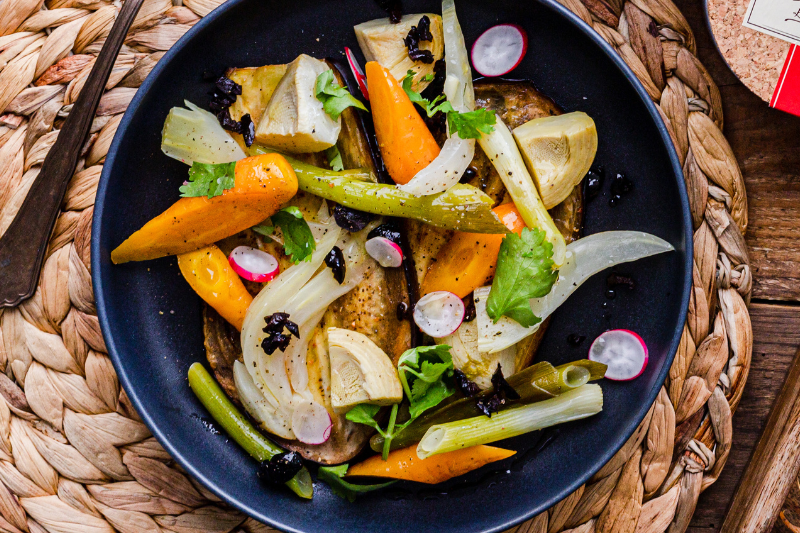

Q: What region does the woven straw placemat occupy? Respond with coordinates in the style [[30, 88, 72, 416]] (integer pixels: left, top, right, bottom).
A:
[[0, 0, 751, 531]]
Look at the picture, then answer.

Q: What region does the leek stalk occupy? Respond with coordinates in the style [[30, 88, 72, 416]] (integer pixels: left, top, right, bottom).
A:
[[417, 384, 603, 459], [187, 363, 313, 499]]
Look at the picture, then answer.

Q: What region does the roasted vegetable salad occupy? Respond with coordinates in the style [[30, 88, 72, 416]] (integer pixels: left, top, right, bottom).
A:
[[113, 0, 674, 501]]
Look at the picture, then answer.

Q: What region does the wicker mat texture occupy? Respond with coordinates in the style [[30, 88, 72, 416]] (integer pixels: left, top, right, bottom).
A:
[[0, 0, 752, 531]]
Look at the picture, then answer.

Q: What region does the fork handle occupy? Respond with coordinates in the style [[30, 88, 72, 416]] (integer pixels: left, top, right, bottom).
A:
[[0, 0, 145, 307]]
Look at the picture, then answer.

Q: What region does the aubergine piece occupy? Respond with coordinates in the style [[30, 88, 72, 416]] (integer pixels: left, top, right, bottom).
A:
[[202, 87, 410, 464], [406, 80, 584, 374]]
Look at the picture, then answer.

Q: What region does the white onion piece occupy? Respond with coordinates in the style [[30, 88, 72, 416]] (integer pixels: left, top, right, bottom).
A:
[[365, 236, 403, 267], [229, 246, 279, 283], [397, 0, 475, 197], [589, 330, 648, 381], [477, 231, 674, 353], [291, 400, 333, 444], [414, 291, 466, 338], [471, 24, 528, 77]]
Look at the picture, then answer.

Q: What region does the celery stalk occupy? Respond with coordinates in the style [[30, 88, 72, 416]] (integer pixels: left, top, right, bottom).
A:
[[187, 363, 313, 499], [248, 144, 508, 234], [417, 384, 603, 459], [477, 115, 566, 265]]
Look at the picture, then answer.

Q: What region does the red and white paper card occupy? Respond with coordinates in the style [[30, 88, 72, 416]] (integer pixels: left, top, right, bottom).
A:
[[744, 0, 800, 115]]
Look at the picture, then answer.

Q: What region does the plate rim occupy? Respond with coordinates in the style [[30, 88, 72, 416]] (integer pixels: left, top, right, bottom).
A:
[[91, 0, 693, 531]]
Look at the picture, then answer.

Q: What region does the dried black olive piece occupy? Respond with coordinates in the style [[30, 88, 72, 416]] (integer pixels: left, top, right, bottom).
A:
[[333, 204, 372, 232], [408, 47, 435, 64], [607, 272, 635, 290], [376, 0, 402, 23], [367, 224, 402, 245], [257, 451, 303, 485], [491, 364, 520, 400], [453, 369, 481, 397], [325, 246, 346, 284], [416, 16, 433, 41], [462, 293, 476, 322], [261, 313, 300, 355], [585, 167, 604, 200], [240, 114, 255, 147], [475, 364, 520, 417], [404, 17, 435, 64], [215, 76, 242, 97], [216, 108, 242, 133]]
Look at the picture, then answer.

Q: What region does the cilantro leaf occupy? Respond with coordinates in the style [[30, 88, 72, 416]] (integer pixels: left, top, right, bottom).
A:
[[179, 161, 236, 199], [326, 145, 344, 172], [315, 70, 368, 120], [401, 71, 454, 118], [317, 464, 396, 502], [252, 224, 274, 237], [270, 207, 316, 263], [345, 404, 383, 435], [397, 345, 454, 415], [486, 227, 559, 327], [447, 108, 497, 139], [422, 72, 435, 82]]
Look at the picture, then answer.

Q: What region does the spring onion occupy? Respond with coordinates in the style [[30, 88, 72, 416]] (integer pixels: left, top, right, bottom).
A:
[[417, 384, 603, 459], [187, 363, 313, 499]]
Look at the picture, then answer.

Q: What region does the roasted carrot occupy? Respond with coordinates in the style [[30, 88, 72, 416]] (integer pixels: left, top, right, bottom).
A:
[[366, 61, 440, 185], [345, 444, 515, 484], [111, 153, 297, 264], [420, 203, 526, 298], [177, 245, 252, 330]]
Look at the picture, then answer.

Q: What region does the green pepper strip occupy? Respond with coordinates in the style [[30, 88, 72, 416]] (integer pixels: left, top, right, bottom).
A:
[[187, 363, 313, 499], [247, 144, 509, 234], [370, 359, 607, 452]]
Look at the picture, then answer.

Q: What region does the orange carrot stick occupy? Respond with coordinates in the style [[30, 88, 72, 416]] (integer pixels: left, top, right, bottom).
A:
[[366, 61, 440, 185], [111, 153, 297, 264], [177, 245, 252, 331], [345, 444, 515, 484], [420, 203, 525, 298]]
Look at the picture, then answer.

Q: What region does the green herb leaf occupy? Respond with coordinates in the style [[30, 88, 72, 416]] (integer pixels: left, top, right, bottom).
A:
[[315, 70, 368, 120], [401, 71, 454, 118], [397, 345, 454, 417], [252, 224, 274, 237], [345, 404, 384, 435], [486, 227, 559, 327], [317, 464, 396, 502], [325, 145, 344, 172], [270, 207, 316, 263], [422, 72, 435, 82], [179, 161, 236, 198], [447, 108, 497, 140]]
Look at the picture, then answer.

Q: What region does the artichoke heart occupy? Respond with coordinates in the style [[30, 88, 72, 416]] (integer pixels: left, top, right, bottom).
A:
[[354, 14, 443, 92], [328, 327, 402, 413], [227, 64, 287, 124], [513, 111, 597, 209], [255, 54, 341, 153]]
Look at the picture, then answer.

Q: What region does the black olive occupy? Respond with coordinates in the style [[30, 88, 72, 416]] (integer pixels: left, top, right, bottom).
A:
[[567, 333, 586, 347], [416, 16, 433, 41], [396, 301, 409, 321], [376, 0, 402, 23], [333, 204, 372, 232], [459, 166, 478, 184], [609, 173, 634, 206], [404, 17, 435, 64], [453, 369, 480, 397], [325, 246, 346, 284], [215, 76, 242, 97], [462, 294, 476, 322], [367, 223, 402, 245], [240, 114, 255, 147], [257, 452, 303, 485], [261, 313, 300, 355], [585, 167, 604, 200]]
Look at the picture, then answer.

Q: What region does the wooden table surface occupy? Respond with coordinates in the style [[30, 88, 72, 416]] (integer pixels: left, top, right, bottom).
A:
[[667, 1, 800, 531]]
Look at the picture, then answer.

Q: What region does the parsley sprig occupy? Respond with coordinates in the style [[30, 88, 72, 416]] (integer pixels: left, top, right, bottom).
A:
[[253, 206, 316, 264], [346, 345, 455, 460], [179, 161, 236, 199], [315, 70, 368, 120], [486, 227, 559, 327], [401, 70, 497, 139]]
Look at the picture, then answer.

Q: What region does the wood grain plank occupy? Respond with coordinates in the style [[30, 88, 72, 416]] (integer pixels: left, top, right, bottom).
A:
[[689, 303, 800, 530]]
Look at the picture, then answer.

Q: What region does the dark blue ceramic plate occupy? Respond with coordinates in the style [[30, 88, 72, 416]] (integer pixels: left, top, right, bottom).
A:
[[92, 0, 691, 531]]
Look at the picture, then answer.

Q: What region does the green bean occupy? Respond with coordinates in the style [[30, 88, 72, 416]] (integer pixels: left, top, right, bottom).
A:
[[187, 363, 313, 499], [247, 144, 508, 234]]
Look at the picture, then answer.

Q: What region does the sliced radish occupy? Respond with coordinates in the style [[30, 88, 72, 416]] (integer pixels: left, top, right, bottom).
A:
[[471, 24, 528, 77], [291, 400, 333, 445], [588, 329, 648, 381], [345, 47, 369, 101], [228, 246, 279, 283], [365, 236, 403, 268], [413, 291, 465, 338]]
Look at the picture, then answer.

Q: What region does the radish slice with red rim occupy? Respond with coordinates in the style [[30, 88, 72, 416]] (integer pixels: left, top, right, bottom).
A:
[[471, 24, 528, 77], [365, 236, 403, 268], [413, 291, 465, 338], [588, 329, 648, 381], [345, 47, 369, 101], [228, 246, 279, 283], [291, 400, 332, 445]]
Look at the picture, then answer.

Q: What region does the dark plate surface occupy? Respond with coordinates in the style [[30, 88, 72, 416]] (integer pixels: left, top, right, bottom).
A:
[[92, 1, 691, 532]]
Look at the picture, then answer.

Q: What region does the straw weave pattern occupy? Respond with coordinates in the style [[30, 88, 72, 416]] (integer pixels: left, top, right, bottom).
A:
[[0, 0, 750, 532]]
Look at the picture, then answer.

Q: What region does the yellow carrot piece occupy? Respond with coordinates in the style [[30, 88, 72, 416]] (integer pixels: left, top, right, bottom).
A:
[[111, 153, 297, 264], [345, 444, 515, 484], [177, 245, 252, 331]]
